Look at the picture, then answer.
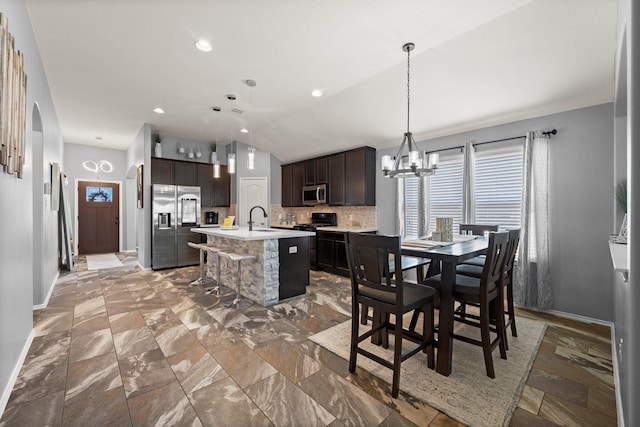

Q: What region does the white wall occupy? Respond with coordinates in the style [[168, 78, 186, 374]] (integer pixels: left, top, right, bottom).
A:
[[0, 0, 64, 413], [377, 103, 615, 321]]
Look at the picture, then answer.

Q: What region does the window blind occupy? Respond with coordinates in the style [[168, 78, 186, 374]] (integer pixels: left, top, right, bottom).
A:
[[404, 177, 419, 239], [474, 147, 523, 231], [428, 155, 463, 232]]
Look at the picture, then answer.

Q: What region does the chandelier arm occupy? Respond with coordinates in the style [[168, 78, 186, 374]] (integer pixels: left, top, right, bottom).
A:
[[392, 133, 410, 171]]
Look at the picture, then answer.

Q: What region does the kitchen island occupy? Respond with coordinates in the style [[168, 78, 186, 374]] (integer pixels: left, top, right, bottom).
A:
[[192, 227, 315, 306]]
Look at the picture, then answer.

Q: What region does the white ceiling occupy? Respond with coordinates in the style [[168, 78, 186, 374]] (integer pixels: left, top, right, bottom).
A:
[[26, 0, 617, 163]]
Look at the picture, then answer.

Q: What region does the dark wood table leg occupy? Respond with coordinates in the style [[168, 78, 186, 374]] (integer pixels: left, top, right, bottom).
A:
[[436, 260, 455, 376]]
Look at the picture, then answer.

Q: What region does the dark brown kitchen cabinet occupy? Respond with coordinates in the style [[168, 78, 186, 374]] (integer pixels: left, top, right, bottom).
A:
[[305, 157, 328, 185], [212, 165, 230, 207], [328, 153, 345, 205], [316, 231, 349, 277], [282, 146, 374, 207], [345, 147, 376, 206], [151, 158, 173, 184], [292, 162, 304, 206], [281, 164, 293, 207], [304, 159, 316, 186], [316, 156, 328, 183], [174, 161, 197, 186], [198, 164, 214, 206]]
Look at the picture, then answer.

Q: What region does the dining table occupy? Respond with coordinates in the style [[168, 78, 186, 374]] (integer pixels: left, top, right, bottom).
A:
[[401, 236, 488, 376]]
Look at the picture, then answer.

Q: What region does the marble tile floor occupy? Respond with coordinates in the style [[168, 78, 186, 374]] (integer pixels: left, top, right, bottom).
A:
[[0, 252, 616, 426]]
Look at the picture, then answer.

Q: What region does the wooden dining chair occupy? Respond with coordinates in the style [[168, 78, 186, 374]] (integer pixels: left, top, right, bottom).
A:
[[345, 232, 436, 398], [459, 223, 499, 235], [360, 255, 431, 325], [422, 231, 509, 378], [455, 228, 520, 349]]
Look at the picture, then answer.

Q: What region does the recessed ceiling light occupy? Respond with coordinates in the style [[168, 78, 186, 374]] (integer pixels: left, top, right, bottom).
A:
[[153, 107, 165, 114], [95, 136, 103, 140], [240, 128, 248, 133], [311, 89, 323, 97], [195, 39, 212, 52]]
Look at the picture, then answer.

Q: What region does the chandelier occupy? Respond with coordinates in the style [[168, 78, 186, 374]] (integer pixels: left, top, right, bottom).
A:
[[381, 42, 439, 178]]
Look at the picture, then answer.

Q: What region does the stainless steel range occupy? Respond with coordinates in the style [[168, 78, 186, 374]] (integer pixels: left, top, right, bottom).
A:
[[293, 212, 337, 270]]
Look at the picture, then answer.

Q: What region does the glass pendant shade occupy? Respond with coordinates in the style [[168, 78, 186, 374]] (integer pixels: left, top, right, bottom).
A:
[[247, 146, 255, 170], [213, 160, 220, 178], [228, 153, 236, 174]]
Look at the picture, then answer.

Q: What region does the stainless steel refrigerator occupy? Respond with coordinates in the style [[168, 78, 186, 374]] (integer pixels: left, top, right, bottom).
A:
[[152, 185, 201, 270]]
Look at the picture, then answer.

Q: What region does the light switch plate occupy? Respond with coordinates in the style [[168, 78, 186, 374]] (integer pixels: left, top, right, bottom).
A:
[[289, 246, 298, 254]]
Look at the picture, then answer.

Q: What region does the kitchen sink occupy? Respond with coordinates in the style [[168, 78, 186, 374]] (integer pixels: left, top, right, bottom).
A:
[[254, 229, 278, 232]]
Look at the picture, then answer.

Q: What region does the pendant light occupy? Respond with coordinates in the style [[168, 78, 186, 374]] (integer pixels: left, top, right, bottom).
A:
[[381, 42, 439, 178], [246, 79, 257, 170], [227, 98, 236, 174], [212, 106, 221, 178]]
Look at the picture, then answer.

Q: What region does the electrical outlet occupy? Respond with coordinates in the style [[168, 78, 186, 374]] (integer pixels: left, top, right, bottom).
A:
[[348, 214, 353, 220]]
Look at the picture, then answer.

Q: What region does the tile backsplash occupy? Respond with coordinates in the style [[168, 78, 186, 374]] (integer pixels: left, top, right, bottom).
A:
[[270, 204, 377, 229]]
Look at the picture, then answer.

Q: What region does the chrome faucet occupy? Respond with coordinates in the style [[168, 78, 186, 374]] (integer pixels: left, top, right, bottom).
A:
[[248, 205, 268, 231]]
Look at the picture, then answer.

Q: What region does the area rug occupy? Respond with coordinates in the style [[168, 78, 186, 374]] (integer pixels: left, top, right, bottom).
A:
[[310, 316, 546, 427], [86, 253, 123, 270]]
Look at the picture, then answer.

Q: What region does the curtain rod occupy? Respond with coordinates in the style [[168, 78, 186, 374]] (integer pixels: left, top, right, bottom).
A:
[[426, 129, 557, 154]]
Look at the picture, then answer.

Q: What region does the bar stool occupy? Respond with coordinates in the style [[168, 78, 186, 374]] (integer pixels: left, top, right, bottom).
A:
[[187, 242, 213, 286], [219, 251, 256, 309], [203, 245, 234, 296]]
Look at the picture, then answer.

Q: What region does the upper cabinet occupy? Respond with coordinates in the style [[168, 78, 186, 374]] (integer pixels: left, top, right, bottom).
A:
[[281, 162, 304, 207], [174, 161, 197, 186], [345, 147, 376, 206], [281, 146, 375, 207], [281, 164, 293, 207], [304, 157, 328, 186], [292, 162, 304, 207], [152, 158, 230, 207], [328, 153, 345, 205], [151, 158, 173, 184]]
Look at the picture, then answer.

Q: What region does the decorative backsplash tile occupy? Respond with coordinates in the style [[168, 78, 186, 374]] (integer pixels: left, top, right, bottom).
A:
[[270, 204, 377, 229]]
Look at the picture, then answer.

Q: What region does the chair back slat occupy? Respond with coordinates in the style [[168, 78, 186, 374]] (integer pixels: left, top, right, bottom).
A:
[[481, 231, 510, 291], [460, 224, 500, 235], [346, 233, 403, 303], [503, 229, 521, 284]]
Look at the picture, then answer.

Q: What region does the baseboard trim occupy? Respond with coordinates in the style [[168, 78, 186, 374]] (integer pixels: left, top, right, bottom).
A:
[[529, 307, 614, 328], [0, 328, 35, 418], [33, 271, 59, 310]]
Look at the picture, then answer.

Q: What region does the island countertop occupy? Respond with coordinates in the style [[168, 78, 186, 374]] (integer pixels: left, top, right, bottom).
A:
[[192, 226, 314, 241]]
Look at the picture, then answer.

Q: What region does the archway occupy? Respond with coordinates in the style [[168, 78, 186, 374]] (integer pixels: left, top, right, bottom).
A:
[[31, 103, 44, 305]]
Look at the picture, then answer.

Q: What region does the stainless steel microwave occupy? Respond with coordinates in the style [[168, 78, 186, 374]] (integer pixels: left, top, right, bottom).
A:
[[303, 184, 327, 206]]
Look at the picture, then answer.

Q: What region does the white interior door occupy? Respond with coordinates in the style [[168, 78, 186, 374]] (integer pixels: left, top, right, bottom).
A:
[[238, 177, 269, 228]]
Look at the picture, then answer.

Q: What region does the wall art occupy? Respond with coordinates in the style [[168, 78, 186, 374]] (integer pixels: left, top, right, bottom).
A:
[[0, 13, 28, 178]]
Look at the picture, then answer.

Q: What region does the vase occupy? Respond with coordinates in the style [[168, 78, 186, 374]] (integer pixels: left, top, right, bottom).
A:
[[154, 143, 162, 158]]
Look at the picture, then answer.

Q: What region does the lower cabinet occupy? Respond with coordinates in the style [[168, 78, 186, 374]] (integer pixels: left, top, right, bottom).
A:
[[317, 231, 349, 277], [278, 237, 310, 300]]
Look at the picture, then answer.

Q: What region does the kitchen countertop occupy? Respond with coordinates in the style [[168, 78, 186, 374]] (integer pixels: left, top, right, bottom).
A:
[[192, 226, 315, 241], [272, 224, 378, 233]]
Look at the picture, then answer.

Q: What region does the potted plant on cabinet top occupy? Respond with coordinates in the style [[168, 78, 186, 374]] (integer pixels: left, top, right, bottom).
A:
[[153, 132, 163, 158]]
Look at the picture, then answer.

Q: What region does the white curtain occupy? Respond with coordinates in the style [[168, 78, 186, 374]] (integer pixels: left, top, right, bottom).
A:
[[462, 142, 476, 224], [417, 176, 430, 238], [395, 179, 404, 236], [515, 131, 552, 309]]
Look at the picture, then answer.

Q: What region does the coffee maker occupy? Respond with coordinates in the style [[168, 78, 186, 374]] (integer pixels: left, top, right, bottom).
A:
[[205, 211, 219, 224]]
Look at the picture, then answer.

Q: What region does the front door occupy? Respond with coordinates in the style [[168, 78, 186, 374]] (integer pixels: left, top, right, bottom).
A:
[[78, 181, 119, 254]]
